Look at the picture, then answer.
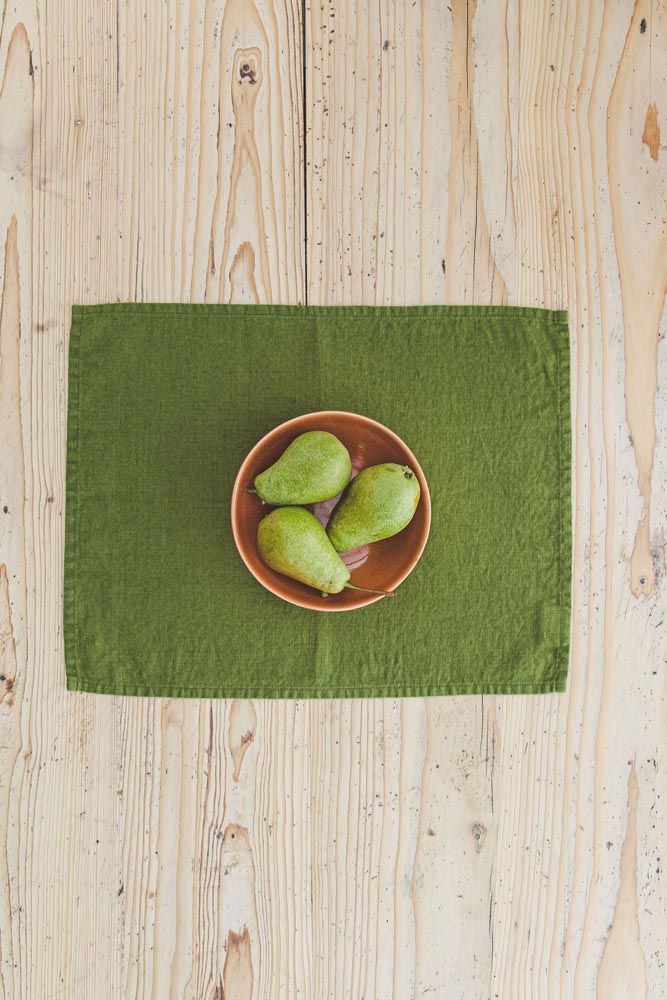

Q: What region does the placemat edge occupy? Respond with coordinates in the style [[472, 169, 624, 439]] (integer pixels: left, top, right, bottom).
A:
[[65, 676, 568, 698], [71, 303, 569, 323], [63, 308, 84, 687]]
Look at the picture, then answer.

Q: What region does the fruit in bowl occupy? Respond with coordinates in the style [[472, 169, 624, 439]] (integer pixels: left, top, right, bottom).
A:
[[326, 462, 421, 551], [257, 506, 393, 598], [251, 430, 352, 505], [230, 411, 431, 612]]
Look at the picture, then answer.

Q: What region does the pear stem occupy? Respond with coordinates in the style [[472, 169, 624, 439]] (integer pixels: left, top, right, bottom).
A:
[[344, 583, 396, 598]]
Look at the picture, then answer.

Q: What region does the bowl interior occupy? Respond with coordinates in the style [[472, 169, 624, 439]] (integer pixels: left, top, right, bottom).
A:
[[231, 411, 431, 611]]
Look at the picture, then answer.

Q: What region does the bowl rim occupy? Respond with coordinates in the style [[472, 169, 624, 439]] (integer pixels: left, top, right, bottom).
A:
[[230, 410, 432, 612]]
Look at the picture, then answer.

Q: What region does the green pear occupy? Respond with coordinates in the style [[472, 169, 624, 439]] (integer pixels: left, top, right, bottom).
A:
[[252, 431, 351, 506], [257, 507, 350, 593], [327, 463, 420, 552], [257, 507, 395, 597]]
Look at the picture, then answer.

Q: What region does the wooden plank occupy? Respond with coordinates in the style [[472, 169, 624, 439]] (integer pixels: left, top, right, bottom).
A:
[[306, 3, 667, 1000], [0, 0, 665, 997], [111, 0, 306, 995], [0, 0, 304, 996]]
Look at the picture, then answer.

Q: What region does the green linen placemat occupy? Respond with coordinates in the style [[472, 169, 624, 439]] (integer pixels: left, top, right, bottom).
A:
[[64, 304, 571, 698]]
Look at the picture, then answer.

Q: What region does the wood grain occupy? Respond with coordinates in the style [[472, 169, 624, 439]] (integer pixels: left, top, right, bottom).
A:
[[0, 0, 665, 998]]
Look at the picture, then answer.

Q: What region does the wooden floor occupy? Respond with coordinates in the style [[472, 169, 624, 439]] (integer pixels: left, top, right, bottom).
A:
[[0, 0, 665, 996]]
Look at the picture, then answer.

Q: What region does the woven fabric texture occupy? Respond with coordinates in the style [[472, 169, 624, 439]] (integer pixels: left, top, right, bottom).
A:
[[64, 304, 572, 698]]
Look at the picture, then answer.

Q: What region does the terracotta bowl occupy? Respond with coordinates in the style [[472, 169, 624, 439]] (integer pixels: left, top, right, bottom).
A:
[[230, 411, 431, 611]]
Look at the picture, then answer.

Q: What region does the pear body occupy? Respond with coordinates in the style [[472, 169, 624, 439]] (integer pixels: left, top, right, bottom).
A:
[[254, 431, 351, 505], [327, 463, 420, 551], [257, 506, 351, 594]]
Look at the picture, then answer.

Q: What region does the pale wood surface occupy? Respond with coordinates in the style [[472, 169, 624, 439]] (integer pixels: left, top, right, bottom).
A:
[[0, 0, 665, 996]]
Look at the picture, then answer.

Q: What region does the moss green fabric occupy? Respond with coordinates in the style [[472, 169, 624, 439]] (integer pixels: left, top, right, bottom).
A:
[[64, 304, 572, 699]]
